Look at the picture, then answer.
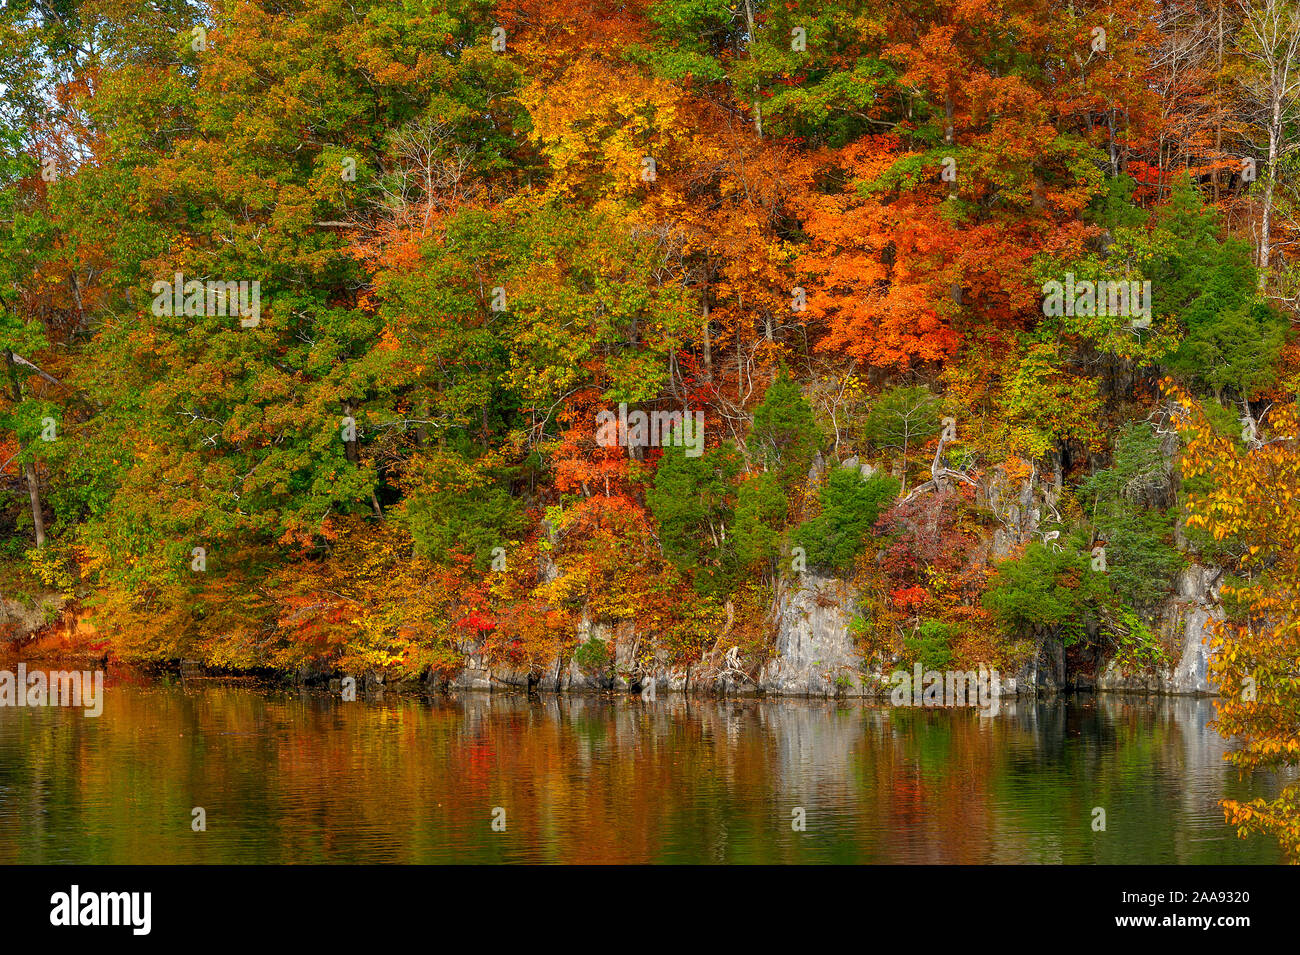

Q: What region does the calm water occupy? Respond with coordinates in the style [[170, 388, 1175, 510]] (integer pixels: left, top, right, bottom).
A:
[[0, 676, 1287, 863]]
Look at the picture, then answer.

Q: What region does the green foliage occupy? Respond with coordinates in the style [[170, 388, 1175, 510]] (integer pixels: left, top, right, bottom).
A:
[[1086, 174, 1149, 231], [750, 370, 820, 491], [982, 539, 1112, 645], [731, 471, 788, 576], [999, 338, 1104, 459], [646, 443, 741, 593], [1080, 423, 1185, 617], [902, 619, 955, 671], [631, 0, 739, 82], [1157, 179, 1287, 400], [791, 467, 899, 575], [573, 637, 612, 673], [1170, 297, 1288, 402], [728, 2, 896, 148], [405, 452, 529, 572], [1037, 175, 1280, 370], [862, 385, 941, 453], [1109, 605, 1171, 671], [1095, 506, 1185, 618]]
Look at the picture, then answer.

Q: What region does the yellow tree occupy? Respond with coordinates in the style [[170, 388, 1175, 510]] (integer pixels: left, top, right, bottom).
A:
[[1169, 379, 1300, 860]]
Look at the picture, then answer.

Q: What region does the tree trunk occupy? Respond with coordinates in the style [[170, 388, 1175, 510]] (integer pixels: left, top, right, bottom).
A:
[[1214, 0, 1223, 202], [5, 349, 45, 548], [1259, 115, 1278, 284], [22, 460, 45, 548], [744, 0, 762, 137], [701, 270, 713, 381]]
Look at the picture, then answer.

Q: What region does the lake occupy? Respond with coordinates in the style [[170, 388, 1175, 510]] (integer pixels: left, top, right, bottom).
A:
[[0, 675, 1286, 863]]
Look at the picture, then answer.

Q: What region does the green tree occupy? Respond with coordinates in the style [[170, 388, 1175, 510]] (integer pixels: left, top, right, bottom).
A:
[[862, 384, 941, 492], [750, 370, 820, 491], [731, 471, 787, 579], [982, 539, 1112, 645], [902, 619, 956, 671], [791, 467, 899, 575], [1080, 423, 1185, 618], [646, 443, 741, 593]]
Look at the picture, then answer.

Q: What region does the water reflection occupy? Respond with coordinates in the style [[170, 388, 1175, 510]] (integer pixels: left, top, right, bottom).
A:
[[0, 679, 1285, 863]]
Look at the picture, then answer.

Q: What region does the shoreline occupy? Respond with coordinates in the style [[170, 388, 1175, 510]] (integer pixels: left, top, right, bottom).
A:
[[0, 650, 1219, 703]]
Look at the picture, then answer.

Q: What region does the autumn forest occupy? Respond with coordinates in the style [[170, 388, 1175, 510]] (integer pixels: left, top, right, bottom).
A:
[[2, 0, 1300, 858]]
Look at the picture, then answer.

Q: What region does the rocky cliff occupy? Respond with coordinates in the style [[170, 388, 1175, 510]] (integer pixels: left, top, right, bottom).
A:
[[444, 451, 1222, 699]]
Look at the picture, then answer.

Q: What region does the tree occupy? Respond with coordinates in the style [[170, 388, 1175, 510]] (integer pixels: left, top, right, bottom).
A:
[[731, 471, 787, 580], [998, 340, 1106, 463], [1152, 180, 1290, 404], [749, 370, 820, 491], [862, 385, 941, 493], [791, 467, 899, 575], [1170, 380, 1300, 860], [2, 331, 50, 549], [1236, 0, 1300, 281], [403, 448, 529, 572], [0, 134, 51, 550], [645, 442, 741, 591], [982, 538, 1112, 645], [1079, 423, 1185, 619]]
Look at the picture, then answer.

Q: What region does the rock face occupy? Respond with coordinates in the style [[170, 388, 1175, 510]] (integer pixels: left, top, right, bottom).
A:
[[0, 593, 66, 642], [449, 614, 710, 695], [1097, 564, 1223, 696], [979, 468, 1045, 561], [1009, 635, 1066, 696], [1166, 566, 1222, 695], [441, 557, 1227, 698], [758, 575, 867, 697]]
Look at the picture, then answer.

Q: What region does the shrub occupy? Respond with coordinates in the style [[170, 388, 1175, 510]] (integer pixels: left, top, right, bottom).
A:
[[731, 471, 787, 575], [792, 468, 900, 575], [902, 619, 956, 671], [750, 369, 821, 490], [982, 539, 1111, 645], [573, 637, 612, 672], [1080, 423, 1185, 617]]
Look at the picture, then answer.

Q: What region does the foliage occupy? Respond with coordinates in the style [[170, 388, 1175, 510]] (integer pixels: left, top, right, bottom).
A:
[[644, 443, 741, 594], [862, 385, 942, 456], [902, 619, 956, 672], [573, 637, 612, 673], [731, 471, 787, 578], [1, 0, 1298, 861], [982, 539, 1112, 646], [1170, 381, 1300, 862], [791, 467, 899, 576], [1079, 423, 1185, 618], [749, 370, 821, 492]]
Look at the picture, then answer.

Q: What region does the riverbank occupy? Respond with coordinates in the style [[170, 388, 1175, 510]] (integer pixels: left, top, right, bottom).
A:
[[2, 536, 1224, 702]]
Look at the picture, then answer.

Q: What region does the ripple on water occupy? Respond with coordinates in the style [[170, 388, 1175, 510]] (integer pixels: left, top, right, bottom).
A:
[[0, 685, 1288, 864]]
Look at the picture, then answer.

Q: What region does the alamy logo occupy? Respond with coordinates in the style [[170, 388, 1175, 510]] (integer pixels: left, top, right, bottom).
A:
[[50, 886, 151, 935], [0, 665, 103, 717], [1042, 272, 1151, 327], [595, 404, 704, 458], [888, 665, 1001, 716], [151, 272, 261, 327]]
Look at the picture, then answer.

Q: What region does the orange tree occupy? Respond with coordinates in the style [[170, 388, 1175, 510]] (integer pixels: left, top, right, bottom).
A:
[[1169, 380, 1300, 860]]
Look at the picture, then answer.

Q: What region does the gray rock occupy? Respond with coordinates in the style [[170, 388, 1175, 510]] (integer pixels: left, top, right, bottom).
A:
[[0, 593, 66, 642], [1011, 634, 1066, 695], [807, 451, 826, 486], [759, 575, 866, 697], [1097, 565, 1222, 696], [449, 666, 493, 692]]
